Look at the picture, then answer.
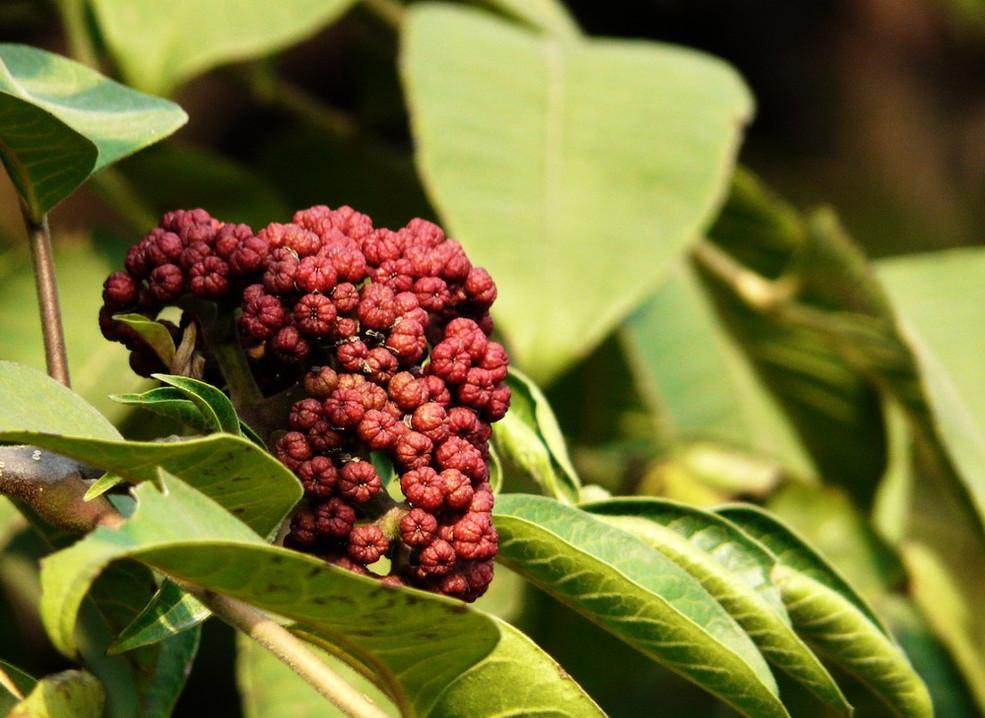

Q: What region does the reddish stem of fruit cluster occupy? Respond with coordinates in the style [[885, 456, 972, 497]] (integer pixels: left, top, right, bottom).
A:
[[99, 204, 511, 601]]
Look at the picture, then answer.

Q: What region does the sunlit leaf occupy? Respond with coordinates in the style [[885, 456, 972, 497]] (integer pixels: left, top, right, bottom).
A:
[[112, 315, 176, 369], [0, 44, 185, 218], [402, 4, 752, 383], [6, 670, 103, 718]]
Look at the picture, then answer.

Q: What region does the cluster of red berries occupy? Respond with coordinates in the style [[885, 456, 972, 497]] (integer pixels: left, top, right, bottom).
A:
[[99, 205, 509, 601]]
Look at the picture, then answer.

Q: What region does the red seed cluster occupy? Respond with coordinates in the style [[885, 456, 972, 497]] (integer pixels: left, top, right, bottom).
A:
[[99, 205, 510, 601]]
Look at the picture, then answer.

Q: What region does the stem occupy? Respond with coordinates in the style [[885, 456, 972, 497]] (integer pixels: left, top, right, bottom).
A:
[[245, 66, 358, 140], [22, 212, 71, 386], [363, 0, 404, 29], [55, 0, 99, 68], [690, 240, 797, 311], [187, 588, 389, 718]]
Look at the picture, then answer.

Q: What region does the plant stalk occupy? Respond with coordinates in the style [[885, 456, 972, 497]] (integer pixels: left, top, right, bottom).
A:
[[22, 212, 71, 386], [186, 587, 390, 718]]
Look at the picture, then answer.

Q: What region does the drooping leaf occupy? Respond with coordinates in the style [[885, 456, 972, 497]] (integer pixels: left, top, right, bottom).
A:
[[483, 0, 579, 36], [492, 493, 787, 718], [0, 244, 148, 423], [109, 580, 209, 655], [42, 472, 601, 717], [90, 0, 358, 95], [622, 260, 813, 477], [719, 505, 932, 718], [6, 670, 103, 718], [582, 497, 851, 715], [401, 4, 753, 383], [152, 374, 240, 434], [0, 44, 186, 219], [119, 142, 289, 228], [492, 369, 580, 502], [112, 315, 176, 369], [110, 386, 213, 434]]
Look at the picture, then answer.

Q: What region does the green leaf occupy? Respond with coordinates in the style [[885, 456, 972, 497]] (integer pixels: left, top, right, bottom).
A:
[[0, 242, 148, 423], [0, 430, 299, 538], [492, 369, 580, 503], [483, 0, 579, 36], [91, 0, 358, 95], [119, 142, 288, 228], [0, 660, 36, 711], [582, 497, 851, 715], [109, 580, 209, 655], [719, 505, 932, 718], [0, 361, 120, 440], [487, 444, 503, 494], [110, 386, 213, 434], [42, 472, 600, 717], [401, 4, 753, 383], [236, 634, 399, 718], [493, 493, 787, 718], [622, 260, 813, 477], [152, 374, 240, 434], [111, 315, 176, 369], [0, 44, 186, 219], [6, 670, 103, 718], [83, 474, 125, 501]]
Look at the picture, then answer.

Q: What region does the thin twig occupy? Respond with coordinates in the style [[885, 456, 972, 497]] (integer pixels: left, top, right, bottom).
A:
[[186, 588, 390, 718], [244, 65, 358, 140], [22, 212, 71, 386], [363, 0, 404, 29], [690, 240, 798, 312]]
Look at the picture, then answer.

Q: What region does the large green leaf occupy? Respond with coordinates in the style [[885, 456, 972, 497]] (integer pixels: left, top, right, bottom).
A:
[[0, 44, 185, 219], [401, 3, 753, 383], [0, 241, 148, 424], [492, 369, 580, 503], [719, 505, 932, 718], [493, 493, 787, 718], [6, 670, 103, 718], [41, 473, 601, 717], [582, 497, 850, 715], [622, 261, 813, 476], [91, 0, 358, 95]]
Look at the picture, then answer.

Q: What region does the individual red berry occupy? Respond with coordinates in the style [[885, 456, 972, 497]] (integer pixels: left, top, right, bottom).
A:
[[385, 320, 426, 364], [334, 316, 359, 339], [239, 292, 286, 341], [276, 431, 312, 464], [144, 228, 183, 266], [394, 431, 433, 469], [293, 293, 337, 337], [330, 282, 360, 313], [480, 341, 509, 382], [323, 243, 367, 283], [297, 456, 337, 498], [336, 340, 369, 373], [324, 388, 366, 428], [413, 276, 451, 313], [361, 228, 402, 265], [400, 467, 444, 511], [180, 241, 212, 270], [437, 571, 469, 598], [289, 398, 324, 431], [422, 375, 451, 406], [403, 244, 441, 278], [354, 381, 388, 411], [347, 524, 389, 564], [411, 402, 448, 443], [303, 366, 339, 398], [401, 218, 445, 248], [124, 242, 150, 277], [263, 247, 300, 294], [429, 337, 472, 384], [399, 508, 438, 548], [433, 240, 472, 283], [441, 469, 474, 511], [295, 255, 337, 293], [214, 223, 253, 259], [188, 255, 231, 298], [315, 497, 356, 538], [470, 484, 495, 512], [452, 511, 498, 560], [308, 421, 345, 453], [464, 266, 497, 307], [463, 559, 495, 599], [364, 347, 397, 384], [357, 409, 402, 451], [484, 384, 511, 421], [373, 259, 415, 293], [458, 367, 496, 411], [436, 437, 485, 481], [358, 283, 397, 330], [102, 271, 137, 308], [270, 326, 309, 361], [444, 318, 488, 361], [339, 461, 381, 503], [388, 372, 427, 412], [230, 235, 269, 275], [418, 539, 456, 577], [287, 507, 318, 548], [148, 263, 184, 302], [161, 209, 217, 239]]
